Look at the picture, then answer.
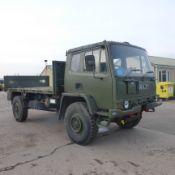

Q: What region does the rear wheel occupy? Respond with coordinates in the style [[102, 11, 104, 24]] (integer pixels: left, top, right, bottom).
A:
[[116, 113, 142, 129], [64, 102, 98, 145], [12, 96, 28, 122]]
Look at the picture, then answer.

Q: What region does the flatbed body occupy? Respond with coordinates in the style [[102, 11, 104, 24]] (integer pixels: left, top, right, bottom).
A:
[[7, 61, 65, 97]]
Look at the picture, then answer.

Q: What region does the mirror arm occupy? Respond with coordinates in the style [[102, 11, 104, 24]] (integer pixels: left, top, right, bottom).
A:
[[93, 71, 104, 80]]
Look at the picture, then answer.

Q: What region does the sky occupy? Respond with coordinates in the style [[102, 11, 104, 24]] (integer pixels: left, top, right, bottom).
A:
[[0, 0, 175, 78]]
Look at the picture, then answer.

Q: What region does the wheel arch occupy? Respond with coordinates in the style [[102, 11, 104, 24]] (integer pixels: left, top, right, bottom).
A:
[[58, 93, 97, 119], [7, 91, 22, 101]]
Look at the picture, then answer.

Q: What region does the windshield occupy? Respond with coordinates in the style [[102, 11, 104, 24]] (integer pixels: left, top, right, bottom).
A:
[[110, 44, 153, 77]]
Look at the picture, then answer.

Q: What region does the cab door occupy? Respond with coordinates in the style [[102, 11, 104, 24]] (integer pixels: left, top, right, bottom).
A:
[[67, 47, 113, 110]]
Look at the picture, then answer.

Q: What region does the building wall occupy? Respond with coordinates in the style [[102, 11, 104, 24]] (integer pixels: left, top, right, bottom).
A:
[[40, 66, 53, 87]]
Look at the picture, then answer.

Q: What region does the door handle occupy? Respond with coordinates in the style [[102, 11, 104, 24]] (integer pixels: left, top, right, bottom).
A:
[[75, 83, 83, 90]]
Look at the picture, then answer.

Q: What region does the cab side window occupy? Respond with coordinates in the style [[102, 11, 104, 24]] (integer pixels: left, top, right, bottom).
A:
[[71, 53, 81, 72], [84, 50, 100, 72], [84, 48, 107, 73], [100, 49, 107, 73]]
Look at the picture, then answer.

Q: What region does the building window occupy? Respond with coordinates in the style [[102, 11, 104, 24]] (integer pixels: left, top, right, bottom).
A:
[[162, 70, 166, 82], [159, 71, 162, 82], [158, 70, 170, 82]]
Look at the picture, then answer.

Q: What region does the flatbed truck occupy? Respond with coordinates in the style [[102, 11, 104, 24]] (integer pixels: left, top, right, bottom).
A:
[[7, 41, 161, 145]]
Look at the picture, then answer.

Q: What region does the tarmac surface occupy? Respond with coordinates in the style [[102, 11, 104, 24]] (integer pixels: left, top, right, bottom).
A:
[[0, 91, 175, 175]]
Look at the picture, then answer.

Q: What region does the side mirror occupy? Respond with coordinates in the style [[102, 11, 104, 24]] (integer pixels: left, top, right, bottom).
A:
[[85, 55, 95, 71]]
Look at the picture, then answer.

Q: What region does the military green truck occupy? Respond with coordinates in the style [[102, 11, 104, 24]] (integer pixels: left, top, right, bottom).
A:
[[7, 41, 161, 145]]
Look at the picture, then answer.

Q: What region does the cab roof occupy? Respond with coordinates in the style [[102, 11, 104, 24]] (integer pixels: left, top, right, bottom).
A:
[[66, 40, 146, 55]]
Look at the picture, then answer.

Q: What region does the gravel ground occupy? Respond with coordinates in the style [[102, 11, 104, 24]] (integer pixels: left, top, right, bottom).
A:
[[0, 91, 175, 175]]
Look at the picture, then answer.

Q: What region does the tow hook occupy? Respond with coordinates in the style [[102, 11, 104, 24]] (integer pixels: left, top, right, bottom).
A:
[[144, 108, 155, 112], [143, 100, 162, 112]]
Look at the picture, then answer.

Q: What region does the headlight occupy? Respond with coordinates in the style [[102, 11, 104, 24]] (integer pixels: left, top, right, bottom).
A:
[[124, 100, 129, 109]]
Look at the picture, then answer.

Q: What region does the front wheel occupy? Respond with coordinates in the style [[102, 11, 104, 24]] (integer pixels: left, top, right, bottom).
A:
[[116, 113, 142, 129], [64, 102, 98, 145]]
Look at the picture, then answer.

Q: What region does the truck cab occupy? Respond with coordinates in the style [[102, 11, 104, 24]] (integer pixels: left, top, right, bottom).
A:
[[64, 41, 159, 119]]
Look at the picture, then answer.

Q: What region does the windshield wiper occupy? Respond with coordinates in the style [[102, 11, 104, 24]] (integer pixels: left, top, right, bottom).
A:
[[145, 71, 154, 74], [127, 68, 141, 74]]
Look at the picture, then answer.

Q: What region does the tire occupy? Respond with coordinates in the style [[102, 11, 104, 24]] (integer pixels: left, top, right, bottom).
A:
[[12, 96, 28, 122], [64, 102, 98, 145], [116, 113, 142, 129]]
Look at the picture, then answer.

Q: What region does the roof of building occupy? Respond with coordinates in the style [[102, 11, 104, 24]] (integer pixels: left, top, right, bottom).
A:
[[149, 56, 175, 67]]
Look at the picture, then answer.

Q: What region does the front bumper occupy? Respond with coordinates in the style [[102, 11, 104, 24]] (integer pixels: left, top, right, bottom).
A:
[[109, 105, 142, 118], [107, 100, 162, 118]]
